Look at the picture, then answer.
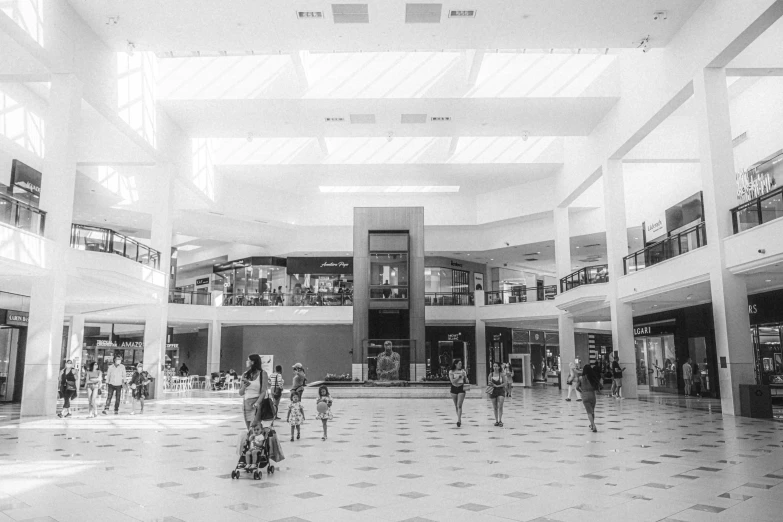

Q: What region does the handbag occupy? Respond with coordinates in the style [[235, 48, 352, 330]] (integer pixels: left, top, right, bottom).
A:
[[485, 385, 494, 395], [256, 394, 277, 422], [65, 381, 77, 392]]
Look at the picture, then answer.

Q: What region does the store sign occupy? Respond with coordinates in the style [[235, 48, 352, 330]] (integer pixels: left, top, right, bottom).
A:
[[121, 341, 143, 348], [196, 277, 210, 286], [736, 166, 776, 202], [166, 343, 179, 349], [492, 334, 502, 341], [5, 310, 28, 326], [10, 159, 42, 196], [473, 272, 484, 291], [287, 257, 353, 275], [633, 322, 676, 336], [748, 290, 783, 325], [96, 340, 117, 347], [643, 211, 667, 242], [447, 333, 462, 341], [450, 260, 463, 267]]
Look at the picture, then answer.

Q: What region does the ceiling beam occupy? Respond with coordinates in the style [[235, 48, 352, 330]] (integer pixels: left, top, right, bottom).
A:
[[726, 67, 783, 76], [318, 136, 329, 155], [448, 137, 459, 156]]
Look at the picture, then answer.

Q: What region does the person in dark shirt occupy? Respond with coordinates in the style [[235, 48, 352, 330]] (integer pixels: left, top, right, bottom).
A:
[[611, 355, 626, 399]]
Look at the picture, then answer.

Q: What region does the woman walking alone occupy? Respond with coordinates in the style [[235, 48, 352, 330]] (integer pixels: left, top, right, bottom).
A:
[[58, 360, 78, 418], [239, 354, 269, 429], [448, 360, 468, 427], [487, 362, 507, 427], [565, 361, 582, 402], [577, 364, 601, 432], [84, 361, 102, 418]]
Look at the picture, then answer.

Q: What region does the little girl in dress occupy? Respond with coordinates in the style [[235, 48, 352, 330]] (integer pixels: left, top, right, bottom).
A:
[[287, 392, 305, 441], [315, 385, 333, 441]]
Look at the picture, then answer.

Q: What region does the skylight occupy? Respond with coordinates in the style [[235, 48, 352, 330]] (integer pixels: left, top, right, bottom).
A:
[[176, 245, 201, 251], [319, 186, 460, 193]]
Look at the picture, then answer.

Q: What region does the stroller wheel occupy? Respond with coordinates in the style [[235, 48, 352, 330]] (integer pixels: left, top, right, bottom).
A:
[[253, 470, 261, 480], [268, 466, 275, 474], [231, 471, 237, 479]]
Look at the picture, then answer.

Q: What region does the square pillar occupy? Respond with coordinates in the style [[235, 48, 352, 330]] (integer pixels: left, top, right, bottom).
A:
[[142, 165, 175, 398], [694, 67, 754, 416], [21, 74, 81, 417], [554, 206, 576, 388], [207, 320, 222, 377], [558, 314, 576, 390], [475, 320, 487, 387], [67, 315, 85, 394], [602, 159, 637, 399]]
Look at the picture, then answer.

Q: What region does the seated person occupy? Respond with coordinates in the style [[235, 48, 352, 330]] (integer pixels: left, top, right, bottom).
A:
[[246, 425, 265, 469]]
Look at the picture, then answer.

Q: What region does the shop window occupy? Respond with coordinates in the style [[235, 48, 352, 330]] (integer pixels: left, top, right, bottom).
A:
[[369, 233, 409, 300]]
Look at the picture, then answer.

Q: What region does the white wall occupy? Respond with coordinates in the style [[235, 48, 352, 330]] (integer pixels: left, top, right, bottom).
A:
[[730, 77, 783, 173]]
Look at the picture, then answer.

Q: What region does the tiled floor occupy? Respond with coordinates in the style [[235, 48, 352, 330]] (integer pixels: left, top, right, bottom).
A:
[[1, 387, 782, 522]]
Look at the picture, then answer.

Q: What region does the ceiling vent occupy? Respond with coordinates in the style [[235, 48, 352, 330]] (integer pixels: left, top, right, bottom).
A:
[[350, 114, 376, 124], [401, 113, 427, 124], [332, 4, 369, 23], [430, 116, 451, 122], [405, 3, 442, 23], [325, 117, 345, 122], [583, 243, 601, 248], [524, 258, 538, 261], [732, 131, 748, 147], [448, 9, 476, 18], [297, 11, 325, 19]]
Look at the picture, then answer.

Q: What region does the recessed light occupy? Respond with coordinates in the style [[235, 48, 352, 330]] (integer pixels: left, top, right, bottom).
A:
[[490, 258, 494, 261], [766, 279, 772, 282]]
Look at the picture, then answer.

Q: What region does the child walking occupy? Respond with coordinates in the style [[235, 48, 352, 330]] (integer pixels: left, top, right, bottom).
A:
[[287, 392, 305, 441], [315, 385, 333, 441]]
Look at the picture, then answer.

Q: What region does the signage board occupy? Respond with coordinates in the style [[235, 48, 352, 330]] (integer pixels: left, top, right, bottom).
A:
[[5, 310, 28, 327], [665, 191, 704, 233], [450, 260, 463, 268], [643, 212, 667, 242], [633, 322, 676, 336], [286, 256, 353, 275], [748, 289, 783, 325], [196, 277, 210, 286], [736, 150, 781, 202], [447, 333, 462, 341], [473, 272, 484, 291], [10, 159, 42, 196]]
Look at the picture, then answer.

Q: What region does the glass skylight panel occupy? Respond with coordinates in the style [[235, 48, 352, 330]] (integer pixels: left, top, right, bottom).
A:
[[319, 186, 460, 193]]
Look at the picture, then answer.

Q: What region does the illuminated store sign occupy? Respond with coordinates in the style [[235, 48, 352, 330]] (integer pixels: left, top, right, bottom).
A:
[[287, 257, 353, 275], [10, 160, 41, 196], [196, 277, 210, 285], [736, 168, 774, 202]]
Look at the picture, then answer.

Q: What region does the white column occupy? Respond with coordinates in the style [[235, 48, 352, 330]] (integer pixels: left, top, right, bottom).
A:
[[602, 159, 638, 399], [554, 206, 576, 389], [206, 319, 222, 377], [693, 67, 754, 416], [21, 74, 81, 417], [142, 165, 174, 399], [67, 315, 85, 395], [475, 320, 487, 387]]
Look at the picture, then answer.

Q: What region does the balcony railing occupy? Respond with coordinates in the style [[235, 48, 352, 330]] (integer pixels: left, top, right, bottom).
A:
[[485, 286, 557, 305], [370, 285, 408, 300], [70, 224, 161, 269], [731, 185, 783, 234], [221, 292, 352, 307], [0, 192, 46, 235], [623, 222, 706, 274], [560, 265, 609, 293], [169, 290, 211, 306], [425, 292, 474, 306]]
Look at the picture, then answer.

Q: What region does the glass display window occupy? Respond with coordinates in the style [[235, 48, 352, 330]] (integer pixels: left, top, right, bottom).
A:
[[635, 334, 677, 393], [753, 325, 783, 386]]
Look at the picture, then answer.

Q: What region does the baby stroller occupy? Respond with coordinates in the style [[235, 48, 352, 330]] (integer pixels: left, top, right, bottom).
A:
[[231, 427, 282, 480]]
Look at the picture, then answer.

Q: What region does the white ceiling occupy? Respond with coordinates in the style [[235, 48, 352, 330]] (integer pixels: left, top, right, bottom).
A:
[[68, 1, 704, 53]]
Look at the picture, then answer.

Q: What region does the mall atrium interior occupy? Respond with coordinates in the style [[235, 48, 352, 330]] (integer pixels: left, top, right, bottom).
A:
[[1, 1, 783, 521]]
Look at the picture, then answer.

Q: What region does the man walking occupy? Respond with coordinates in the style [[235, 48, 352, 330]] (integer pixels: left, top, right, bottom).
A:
[[103, 355, 126, 415], [682, 358, 693, 396]]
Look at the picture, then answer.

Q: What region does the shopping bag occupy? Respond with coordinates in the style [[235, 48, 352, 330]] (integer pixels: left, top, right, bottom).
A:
[[268, 431, 286, 463]]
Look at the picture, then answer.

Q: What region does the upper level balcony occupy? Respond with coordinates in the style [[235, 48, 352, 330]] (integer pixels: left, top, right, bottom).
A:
[[70, 224, 161, 269], [731, 185, 783, 234], [623, 222, 706, 274], [218, 292, 352, 307], [560, 264, 608, 293], [0, 192, 46, 236], [484, 287, 556, 305], [426, 292, 474, 306]]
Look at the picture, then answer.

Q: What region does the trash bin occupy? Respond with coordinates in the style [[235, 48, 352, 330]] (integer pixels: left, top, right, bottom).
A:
[[739, 384, 772, 418]]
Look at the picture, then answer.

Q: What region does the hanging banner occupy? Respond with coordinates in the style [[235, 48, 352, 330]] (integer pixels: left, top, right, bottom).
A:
[[473, 272, 484, 291]]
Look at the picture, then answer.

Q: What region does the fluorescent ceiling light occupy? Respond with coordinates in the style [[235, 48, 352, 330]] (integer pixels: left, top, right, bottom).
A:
[[177, 245, 201, 251], [319, 186, 459, 193]]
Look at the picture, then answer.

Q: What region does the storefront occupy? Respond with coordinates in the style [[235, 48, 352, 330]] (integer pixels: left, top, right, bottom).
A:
[[748, 290, 783, 390], [287, 256, 353, 305], [485, 327, 560, 383], [425, 326, 476, 384], [213, 257, 287, 305], [0, 309, 28, 402], [81, 323, 146, 374], [632, 304, 719, 397]]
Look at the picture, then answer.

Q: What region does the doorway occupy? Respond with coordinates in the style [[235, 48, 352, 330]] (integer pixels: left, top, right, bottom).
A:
[[508, 354, 526, 384], [0, 326, 27, 402]]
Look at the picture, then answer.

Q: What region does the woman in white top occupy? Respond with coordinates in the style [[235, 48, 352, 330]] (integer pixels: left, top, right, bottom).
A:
[[239, 354, 269, 429], [565, 361, 582, 402], [448, 360, 468, 428]]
